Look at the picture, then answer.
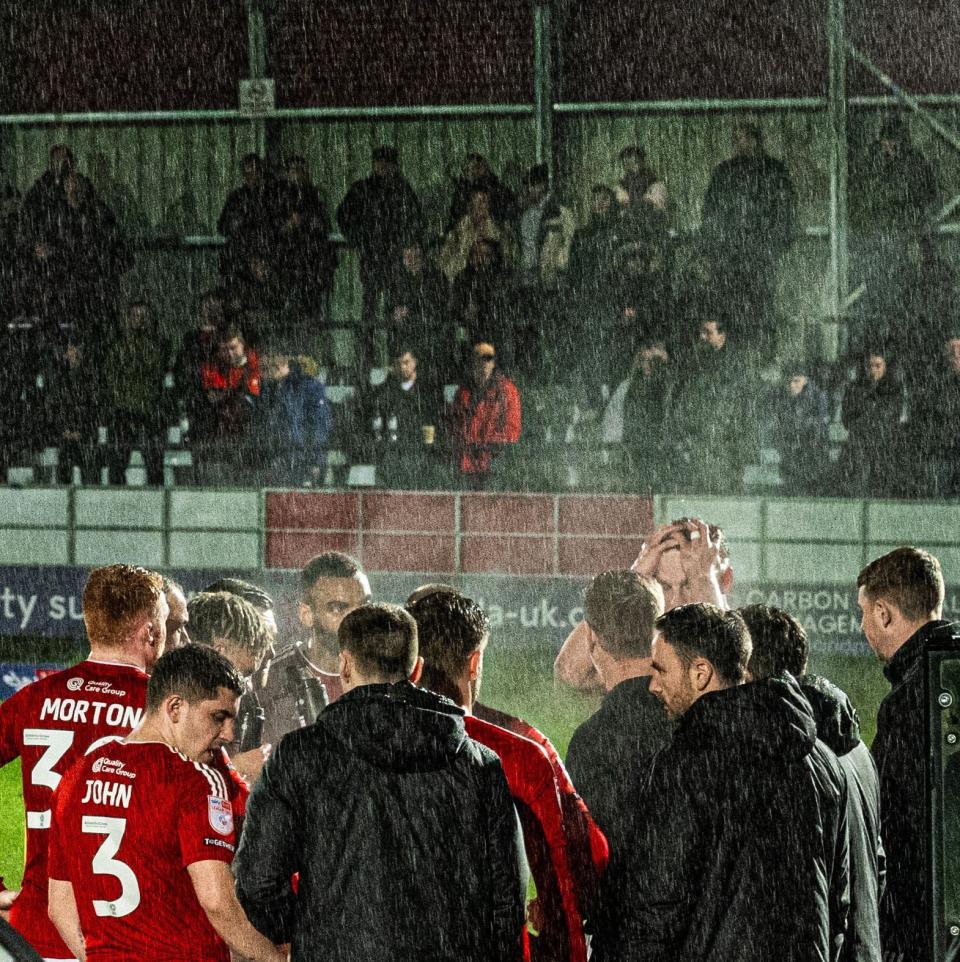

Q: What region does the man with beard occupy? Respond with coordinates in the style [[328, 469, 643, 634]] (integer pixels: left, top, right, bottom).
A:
[[258, 552, 371, 746], [591, 603, 849, 962]]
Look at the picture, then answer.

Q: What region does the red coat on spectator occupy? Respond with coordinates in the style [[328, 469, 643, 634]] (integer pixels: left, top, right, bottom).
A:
[[452, 371, 521, 475], [196, 350, 262, 440], [465, 714, 587, 962]]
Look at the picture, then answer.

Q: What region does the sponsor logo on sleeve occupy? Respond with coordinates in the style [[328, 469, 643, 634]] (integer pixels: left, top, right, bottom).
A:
[[207, 796, 234, 836]]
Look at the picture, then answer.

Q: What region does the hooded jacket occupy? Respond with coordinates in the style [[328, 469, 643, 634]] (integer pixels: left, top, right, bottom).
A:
[[592, 676, 849, 962], [871, 620, 960, 962], [235, 682, 527, 962], [801, 675, 884, 962]]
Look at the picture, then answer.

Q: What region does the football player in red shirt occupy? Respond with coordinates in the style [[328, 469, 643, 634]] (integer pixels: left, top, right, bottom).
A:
[[0, 564, 167, 962], [408, 591, 588, 962], [47, 645, 286, 962]]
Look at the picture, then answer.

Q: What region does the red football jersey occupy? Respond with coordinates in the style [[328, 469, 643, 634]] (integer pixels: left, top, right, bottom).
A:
[[465, 715, 587, 962], [0, 659, 149, 959], [49, 741, 236, 962]]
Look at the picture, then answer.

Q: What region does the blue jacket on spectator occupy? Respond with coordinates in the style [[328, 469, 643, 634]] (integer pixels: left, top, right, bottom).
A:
[[257, 362, 332, 485]]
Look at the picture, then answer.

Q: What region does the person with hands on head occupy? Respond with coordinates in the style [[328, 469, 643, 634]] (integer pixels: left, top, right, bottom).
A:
[[554, 517, 732, 691]]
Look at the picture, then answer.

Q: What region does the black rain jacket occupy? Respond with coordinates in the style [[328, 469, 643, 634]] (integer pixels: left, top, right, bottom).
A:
[[234, 681, 527, 962], [592, 675, 850, 962], [801, 674, 884, 962], [871, 620, 960, 962]]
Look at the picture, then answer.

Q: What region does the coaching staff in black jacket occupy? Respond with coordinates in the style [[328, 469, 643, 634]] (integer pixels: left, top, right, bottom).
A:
[[857, 547, 960, 962], [234, 603, 527, 962], [593, 603, 849, 962], [742, 603, 883, 962]]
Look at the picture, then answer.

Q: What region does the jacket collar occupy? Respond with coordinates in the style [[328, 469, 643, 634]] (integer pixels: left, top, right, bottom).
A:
[[884, 619, 954, 686]]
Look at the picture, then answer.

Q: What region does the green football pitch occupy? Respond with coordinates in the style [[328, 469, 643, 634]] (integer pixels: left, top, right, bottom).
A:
[[0, 646, 888, 890]]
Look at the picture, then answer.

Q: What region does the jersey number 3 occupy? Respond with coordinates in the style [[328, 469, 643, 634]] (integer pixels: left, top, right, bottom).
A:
[[23, 728, 74, 829], [81, 816, 141, 918]]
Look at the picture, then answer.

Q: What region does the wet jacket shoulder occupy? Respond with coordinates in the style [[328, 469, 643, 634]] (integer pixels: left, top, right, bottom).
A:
[[235, 681, 527, 962], [801, 674, 883, 962], [565, 675, 672, 842], [592, 676, 848, 962], [871, 620, 960, 962]]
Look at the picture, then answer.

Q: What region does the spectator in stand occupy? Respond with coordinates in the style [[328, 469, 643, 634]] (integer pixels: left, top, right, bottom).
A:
[[337, 146, 423, 373], [275, 154, 337, 326], [0, 184, 22, 320], [174, 289, 226, 441], [616, 145, 669, 239], [774, 357, 831, 494], [601, 340, 675, 491], [910, 330, 960, 497], [18, 144, 131, 347], [447, 152, 518, 230], [449, 238, 514, 364], [840, 346, 905, 497], [100, 300, 173, 487], [193, 324, 262, 483], [386, 238, 449, 374], [441, 187, 513, 284], [450, 340, 522, 489], [251, 350, 332, 487], [671, 314, 752, 493], [700, 122, 795, 343], [408, 591, 588, 962], [516, 164, 576, 375], [362, 343, 444, 489], [851, 116, 938, 238], [567, 184, 621, 305], [741, 603, 883, 962], [217, 154, 282, 290], [44, 340, 102, 485]]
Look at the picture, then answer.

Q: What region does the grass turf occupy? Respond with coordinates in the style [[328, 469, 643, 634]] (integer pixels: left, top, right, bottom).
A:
[[0, 646, 889, 891]]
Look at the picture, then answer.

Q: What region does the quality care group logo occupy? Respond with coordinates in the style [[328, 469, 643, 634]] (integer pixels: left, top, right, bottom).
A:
[[66, 677, 84, 691]]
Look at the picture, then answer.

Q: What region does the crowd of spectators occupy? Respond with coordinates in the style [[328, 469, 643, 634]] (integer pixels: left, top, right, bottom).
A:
[[0, 116, 957, 495]]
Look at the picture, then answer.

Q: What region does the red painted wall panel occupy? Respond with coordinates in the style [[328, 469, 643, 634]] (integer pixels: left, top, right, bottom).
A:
[[361, 534, 456, 574], [361, 493, 456, 533], [265, 531, 360, 570], [460, 536, 555, 576], [265, 492, 360, 532], [460, 494, 555, 534]]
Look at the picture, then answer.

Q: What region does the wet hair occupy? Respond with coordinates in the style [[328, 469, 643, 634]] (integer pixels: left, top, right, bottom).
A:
[[619, 145, 647, 162], [147, 644, 243, 713], [655, 603, 752, 686], [585, 570, 664, 660], [216, 324, 244, 345], [83, 565, 165, 649], [405, 583, 461, 606], [203, 577, 274, 613], [669, 517, 730, 562], [857, 547, 945, 621], [739, 604, 809, 679], [339, 603, 418, 681], [187, 592, 271, 659], [300, 552, 365, 595], [407, 592, 488, 701]]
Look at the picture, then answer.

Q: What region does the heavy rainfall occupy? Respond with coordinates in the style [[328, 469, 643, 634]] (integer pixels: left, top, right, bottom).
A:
[[0, 1, 958, 961]]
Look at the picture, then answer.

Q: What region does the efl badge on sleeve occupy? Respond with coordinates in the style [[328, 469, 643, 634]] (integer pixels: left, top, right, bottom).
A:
[[207, 796, 234, 836]]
